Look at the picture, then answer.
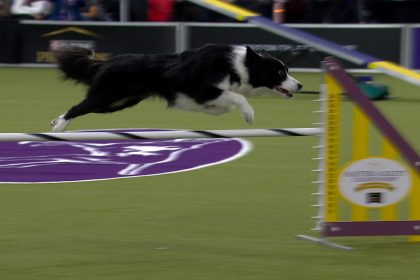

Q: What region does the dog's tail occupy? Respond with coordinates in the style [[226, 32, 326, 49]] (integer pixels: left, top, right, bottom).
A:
[[54, 47, 102, 85]]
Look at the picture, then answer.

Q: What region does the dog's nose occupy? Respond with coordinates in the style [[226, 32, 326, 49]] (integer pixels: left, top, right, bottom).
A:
[[297, 83, 303, 91]]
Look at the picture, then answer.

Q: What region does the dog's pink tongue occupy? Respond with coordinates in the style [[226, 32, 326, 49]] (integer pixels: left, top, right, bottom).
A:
[[276, 87, 293, 98]]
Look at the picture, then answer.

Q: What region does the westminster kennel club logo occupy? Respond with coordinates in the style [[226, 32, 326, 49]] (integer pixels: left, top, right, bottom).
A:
[[339, 157, 412, 207], [0, 129, 251, 183]]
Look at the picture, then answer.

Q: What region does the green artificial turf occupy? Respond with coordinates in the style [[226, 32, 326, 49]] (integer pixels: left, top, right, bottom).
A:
[[0, 68, 419, 280]]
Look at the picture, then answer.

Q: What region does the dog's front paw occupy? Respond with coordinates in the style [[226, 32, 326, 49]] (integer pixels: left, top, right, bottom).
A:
[[240, 105, 255, 124]]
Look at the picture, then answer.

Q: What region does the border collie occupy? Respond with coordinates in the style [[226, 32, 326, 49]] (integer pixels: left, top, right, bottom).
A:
[[51, 45, 302, 132]]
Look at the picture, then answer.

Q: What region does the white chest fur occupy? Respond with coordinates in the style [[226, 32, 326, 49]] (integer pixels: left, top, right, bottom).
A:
[[171, 93, 205, 112]]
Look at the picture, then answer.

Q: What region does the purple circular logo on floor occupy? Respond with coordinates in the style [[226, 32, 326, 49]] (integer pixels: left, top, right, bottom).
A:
[[0, 129, 251, 183]]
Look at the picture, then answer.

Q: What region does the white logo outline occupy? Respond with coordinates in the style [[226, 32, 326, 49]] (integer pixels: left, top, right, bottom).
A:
[[0, 129, 252, 184]]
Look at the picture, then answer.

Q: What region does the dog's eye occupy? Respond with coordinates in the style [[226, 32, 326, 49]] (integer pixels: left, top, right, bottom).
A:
[[278, 70, 287, 79]]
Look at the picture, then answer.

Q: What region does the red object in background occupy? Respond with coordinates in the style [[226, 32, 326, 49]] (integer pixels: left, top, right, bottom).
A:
[[148, 0, 174, 21]]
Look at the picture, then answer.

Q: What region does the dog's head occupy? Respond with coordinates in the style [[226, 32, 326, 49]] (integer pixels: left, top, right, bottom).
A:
[[245, 47, 302, 98]]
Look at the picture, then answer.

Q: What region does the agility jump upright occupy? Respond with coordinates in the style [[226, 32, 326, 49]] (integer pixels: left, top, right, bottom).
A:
[[299, 57, 420, 250]]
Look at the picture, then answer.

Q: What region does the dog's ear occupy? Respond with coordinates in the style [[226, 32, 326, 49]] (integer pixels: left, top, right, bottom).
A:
[[246, 46, 261, 61]]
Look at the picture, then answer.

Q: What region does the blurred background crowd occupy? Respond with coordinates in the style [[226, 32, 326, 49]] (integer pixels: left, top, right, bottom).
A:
[[1, 0, 420, 23]]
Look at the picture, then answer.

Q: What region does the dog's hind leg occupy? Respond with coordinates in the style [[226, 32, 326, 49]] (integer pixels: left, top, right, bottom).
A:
[[51, 114, 71, 132], [51, 95, 147, 132], [51, 98, 99, 132]]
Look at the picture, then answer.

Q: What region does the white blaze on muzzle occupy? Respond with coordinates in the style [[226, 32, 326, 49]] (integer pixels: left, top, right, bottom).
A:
[[276, 74, 302, 98]]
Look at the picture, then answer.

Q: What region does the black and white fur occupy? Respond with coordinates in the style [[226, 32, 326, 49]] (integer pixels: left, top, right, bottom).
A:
[[51, 45, 302, 132]]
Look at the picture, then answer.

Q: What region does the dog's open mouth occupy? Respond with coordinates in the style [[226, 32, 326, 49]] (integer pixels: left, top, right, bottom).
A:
[[275, 86, 293, 98]]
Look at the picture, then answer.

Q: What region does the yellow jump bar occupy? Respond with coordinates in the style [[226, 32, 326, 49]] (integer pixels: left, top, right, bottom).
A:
[[368, 61, 420, 86], [193, 0, 258, 21]]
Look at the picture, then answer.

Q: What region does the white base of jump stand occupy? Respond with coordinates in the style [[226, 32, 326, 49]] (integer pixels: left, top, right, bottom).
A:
[[296, 234, 353, 251]]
